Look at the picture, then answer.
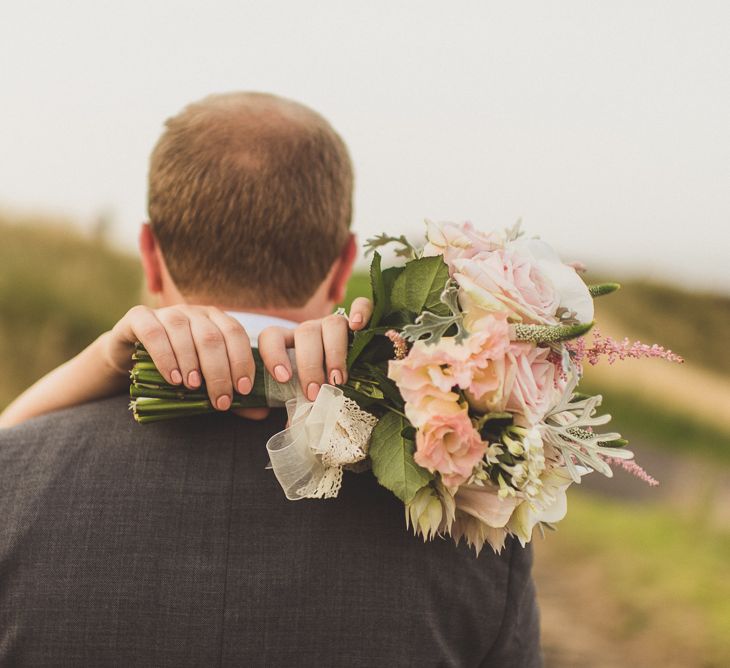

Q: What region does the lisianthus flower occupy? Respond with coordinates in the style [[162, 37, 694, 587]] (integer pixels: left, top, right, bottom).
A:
[[414, 410, 486, 487], [453, 238, 594, 326], [387, 315, 510, 427], [467, 342, 567, 426]]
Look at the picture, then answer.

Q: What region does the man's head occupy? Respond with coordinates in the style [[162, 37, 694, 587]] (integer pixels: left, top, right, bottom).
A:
[[140, 92, 356, 319]]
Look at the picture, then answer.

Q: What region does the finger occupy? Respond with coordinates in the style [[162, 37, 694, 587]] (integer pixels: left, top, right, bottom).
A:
[[187, 313, 233, 410], [120, 306, 180, 385], [156, 308, 201, 389], [232, 407, 271, 420], [321, 313, 349, 385], [294, 320, 326, 401], [348, 297, 374, 330], [207, 309, 255, 395], [258, 327, 295, 384]]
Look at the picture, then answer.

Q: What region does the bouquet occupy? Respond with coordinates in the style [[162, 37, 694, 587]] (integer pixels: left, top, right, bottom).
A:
[[130, 221, 682, 553]]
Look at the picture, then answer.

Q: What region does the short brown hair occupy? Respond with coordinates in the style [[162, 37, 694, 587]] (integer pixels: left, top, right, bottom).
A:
[[148, 92, 353, 306]]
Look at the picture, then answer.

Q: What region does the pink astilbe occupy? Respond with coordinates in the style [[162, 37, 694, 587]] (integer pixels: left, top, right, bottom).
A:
[[567, 328, 684, 367], [385, 329, 408, 360], [602, 456, 660, 486]]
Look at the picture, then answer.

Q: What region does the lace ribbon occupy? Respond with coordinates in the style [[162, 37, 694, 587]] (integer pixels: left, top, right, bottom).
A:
[[265, 384, 378, 500]]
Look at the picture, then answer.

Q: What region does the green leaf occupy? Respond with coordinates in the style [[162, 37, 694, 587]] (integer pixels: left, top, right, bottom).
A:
[[391, 256, 450, 316], [369, 252, 386, 328], [363, 362, 404, 409], [369, 411, 433, 504], [346, 328, 375, 369], [588, 282, 621, 297], [401, 281, 467, 345]]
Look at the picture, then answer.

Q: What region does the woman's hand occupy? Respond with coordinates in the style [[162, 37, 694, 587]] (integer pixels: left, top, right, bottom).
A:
[[105, 297, 373, 415], [104, 305, 255, 411], [258, 296, 373, 402]]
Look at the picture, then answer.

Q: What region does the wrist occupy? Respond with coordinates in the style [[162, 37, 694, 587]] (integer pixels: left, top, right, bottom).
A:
[[96, 331, 133, 377]]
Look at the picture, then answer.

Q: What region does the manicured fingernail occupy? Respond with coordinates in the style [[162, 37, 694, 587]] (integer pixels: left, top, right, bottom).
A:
[[274, 365, 290, 382], [350, 312, 363, 325], [306, 382, 320, 401], [188, 370, 201, 388], [171, 369, 183, 384], [330, 369, 342, 385], [237, 377, 252, 395], [216, 395, 231, 411]]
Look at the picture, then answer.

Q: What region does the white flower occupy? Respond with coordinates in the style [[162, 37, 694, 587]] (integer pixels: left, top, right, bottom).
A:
[[507, 465, 589, 546]]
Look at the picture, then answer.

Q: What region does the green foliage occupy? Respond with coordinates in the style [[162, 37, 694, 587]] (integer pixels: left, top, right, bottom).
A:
[[588, 282, 621, 297], [401, 282, 468, 345], [369, 252, 387, 327], [369, 411, 433, 504], [390, 255, 450, 316]]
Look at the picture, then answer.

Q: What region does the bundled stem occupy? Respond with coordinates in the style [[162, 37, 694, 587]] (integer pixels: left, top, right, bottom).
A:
[[129, 344, 269, 423]]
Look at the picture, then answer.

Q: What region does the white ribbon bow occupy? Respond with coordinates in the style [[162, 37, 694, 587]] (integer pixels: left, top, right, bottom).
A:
[[266, 384, 378, 500]]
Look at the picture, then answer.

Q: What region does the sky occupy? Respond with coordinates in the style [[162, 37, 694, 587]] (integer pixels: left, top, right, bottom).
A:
[[1, 0, 728, 292]]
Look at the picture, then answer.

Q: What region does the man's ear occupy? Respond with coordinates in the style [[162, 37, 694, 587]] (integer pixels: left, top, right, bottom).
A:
[[328, 234, 357, 304], [139, 223, 163, 294]]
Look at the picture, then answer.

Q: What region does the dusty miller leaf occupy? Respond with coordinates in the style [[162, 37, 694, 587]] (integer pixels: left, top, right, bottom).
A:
[[401, 281, 467, 345]]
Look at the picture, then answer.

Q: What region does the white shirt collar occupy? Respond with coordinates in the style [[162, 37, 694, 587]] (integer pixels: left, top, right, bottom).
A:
[[225, 311, 298, 346]]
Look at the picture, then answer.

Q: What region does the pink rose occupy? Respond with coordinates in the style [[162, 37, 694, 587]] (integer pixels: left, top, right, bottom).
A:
[[423, 220, 503, 269], [414, 410, 486, 487], [454, 238, 594, 326], [454, 248, 560, 325], [467, 342, 566, 426]]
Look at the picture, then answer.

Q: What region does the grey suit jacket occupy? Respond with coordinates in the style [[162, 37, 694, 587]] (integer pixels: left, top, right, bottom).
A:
[[0, 395, 541, 667]]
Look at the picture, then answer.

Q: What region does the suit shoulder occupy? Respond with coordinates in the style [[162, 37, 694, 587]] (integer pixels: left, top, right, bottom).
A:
[[0, 394, 135, 444]]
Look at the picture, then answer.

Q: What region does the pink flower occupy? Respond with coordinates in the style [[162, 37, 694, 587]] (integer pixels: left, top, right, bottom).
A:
[[453, 238, 594, 326], [387, 315, 510, 427], [423, 220, 503, 268], [467, 342, 566, 426], [454, 483, 519, 528], [414, 411, 486, 487]]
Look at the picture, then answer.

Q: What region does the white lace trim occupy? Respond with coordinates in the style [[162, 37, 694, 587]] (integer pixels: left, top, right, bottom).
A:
[[266, 385, 378, 500]]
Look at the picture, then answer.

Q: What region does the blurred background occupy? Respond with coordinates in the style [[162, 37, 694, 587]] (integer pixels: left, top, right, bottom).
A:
[[1, 1, 728, 665]]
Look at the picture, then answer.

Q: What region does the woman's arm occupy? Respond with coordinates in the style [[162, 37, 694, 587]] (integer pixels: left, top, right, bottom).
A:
[[0, 332, 129, 428], [0, 299, 373, 428]]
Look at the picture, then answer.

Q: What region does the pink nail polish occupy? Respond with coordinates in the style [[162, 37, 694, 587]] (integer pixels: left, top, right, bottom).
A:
[[330, 369, 342, 385], [307, 382, 320, 401], [171, 369, 183, 384], [216, 395, 231, 411], [237, 377, 252, 395], [188, 370, 201, 388], [274, 365, 290, 382]]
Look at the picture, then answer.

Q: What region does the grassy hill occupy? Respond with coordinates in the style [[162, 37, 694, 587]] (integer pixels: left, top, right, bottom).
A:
[[0, 214, 142, 408]]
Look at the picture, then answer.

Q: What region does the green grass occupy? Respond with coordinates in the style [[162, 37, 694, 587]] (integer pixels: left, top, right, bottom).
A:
[[582, 381, 730, 464], [588, 276, 730, 378], [0, 215, 142, 408], [545, 491, 730, 664], [342, 271, 372, 309]]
